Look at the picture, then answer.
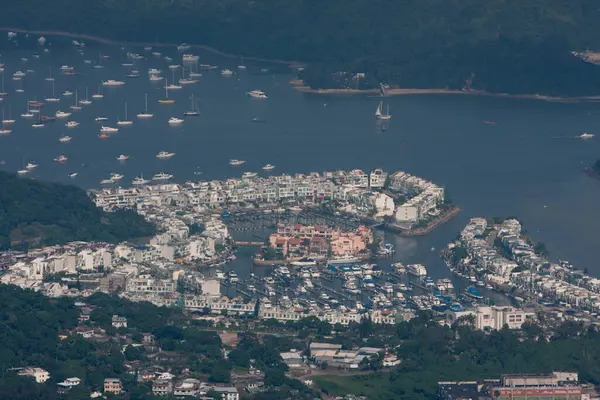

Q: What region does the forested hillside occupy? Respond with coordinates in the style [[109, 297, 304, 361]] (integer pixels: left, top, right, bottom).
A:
[[0, 172, 155, 250], [2, 1, 600, 94]]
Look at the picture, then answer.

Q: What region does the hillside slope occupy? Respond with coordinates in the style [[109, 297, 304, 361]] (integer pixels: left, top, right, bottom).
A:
[[0, 172, 155, 250], [2, 0, 600, 94]]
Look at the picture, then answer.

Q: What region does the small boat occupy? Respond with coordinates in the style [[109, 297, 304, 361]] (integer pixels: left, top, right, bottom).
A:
[[168, 117, 184, 125], [98, 133, 110, 139], [182, 54, 199, 62], [100, 126, 118, 133], [95, 117, 109, 122], [152, 172, 173, 180], [62, 91, 73, 97], [102, 80, 125, 86], [26, 162, 38, 170], [137, 93, 153, 118], [177, 43, 191, 51], [110, 173, 124, 181], [252, 117, 266, 123], [69, 91, 82, 110], [156, 151, 175, 159], [17, 169, 29, 175], [68, 173, 78, 178], [79, 87, 92, 105], [59, 135, 72, 143], [149, 75, 164, 81], [291, 258, 317, 267], [117, 103, 133, 125], [262, 164, 275, 171], [66, 121, 79, 128], [221, 69, 234, 76], [183, 93, 199, 116], [132, 175, 149, 185], [229, 159, 245, 166], [375, 101, 391, 120], [54, 155, 68, 163], [55, 110, 71, 118], [247, 90, 268, 99], [100, 179, 114, 185], [116, 154, 129, 161], [158, 81, 175, 104], [31, 123, 45, 128], [579, 132, 595, 139]]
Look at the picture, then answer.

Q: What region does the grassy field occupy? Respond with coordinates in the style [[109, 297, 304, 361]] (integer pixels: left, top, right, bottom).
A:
[[314, 374, 392, 398]]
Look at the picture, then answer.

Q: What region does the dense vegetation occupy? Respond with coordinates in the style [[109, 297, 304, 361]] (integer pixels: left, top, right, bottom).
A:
[[315, 314, 600, 400], [0, 171, 155, 250], [4, 1, 600, 94]]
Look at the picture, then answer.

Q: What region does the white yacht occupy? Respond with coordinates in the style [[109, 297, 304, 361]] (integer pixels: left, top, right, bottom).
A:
[[168, 117, 184, 125], [149, 75, 163, 81], [156, 151, 175, 159], [17, 169, 29, 175], [54, 155, 68, 163], [406, 264, 427, 276], [262, 164, 275, 171], [247, 90, 268, 99], [221, 69, 234, 76], [148, 68, 162, 75], [100, 179, 114, 185], [110, 173, 124, 181], [59, 135, 72, 143], [55, 110, 71, 118], [579, 132, 595, 139], [152, 172, 173, 180], [26, 162, 38, 170], [62, 91, 73, 96], [100, 126, 119, 133], [116, 154, 129, 161], [59, 65, 74, 71], [242, 172, 257, 178], [132, 176, 149, 185], [69, 173, 78, 178], [229, 159, 245, 166], [102, 80, 125, 86], [166, 83, 182, 90], [65, 121, 80, 128]]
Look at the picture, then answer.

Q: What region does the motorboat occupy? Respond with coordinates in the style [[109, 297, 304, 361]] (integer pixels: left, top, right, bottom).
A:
[[328, 255, 361, 264], [221, 69, 233, 76], [247, 90, 268, 99], [95, 117, 109, 122], [149, 75, 164, 81], [31, 123, 44, 128], [156, 151, 175, 159], [110, 173, 124, 181], [54, 155, 68, 163], [580, 132, 595, 139], [262, 164, 275, 171], [65, 121, 79, 128], [98, 133, 110, 139], [132, 176, 149, 185], [116, 154, 129, 161], [242, 172, 257, 178], [177, 43, 191, 51], [229, 159, 245, 166], [100, 126, 118, 133], [17, 169, 29, 175], [152, 172, 173, 180], [59, 65, 74, 71], [62, 91, 73, 96], [59, 136, 72, 143], [102, 80, 125, 86], [100, 179, 114, 185], [68, 173, 78, 178], [291, 258, 317, 267], [168, 117, 184, 125], [26, 162, 38, 170], [55, 110, 71, 118]]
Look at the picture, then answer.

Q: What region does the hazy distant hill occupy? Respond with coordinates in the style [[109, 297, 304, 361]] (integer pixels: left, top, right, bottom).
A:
[[3, 0, 600, 95], [0, 172, 155, 250]]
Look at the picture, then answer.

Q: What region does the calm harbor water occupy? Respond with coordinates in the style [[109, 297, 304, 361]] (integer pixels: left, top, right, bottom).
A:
[[2, 37, 600, 285]]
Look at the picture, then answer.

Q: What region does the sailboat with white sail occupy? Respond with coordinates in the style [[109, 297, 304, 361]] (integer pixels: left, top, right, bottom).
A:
[[21, 100, 34, 118], [117, 102, 133, 125], [92, 84, 104, 99], [0, 110, 12, 134], [2, 106, 15, 124], [0, 76, 7, 97], [375, 101, 391, 120], [137, 93, 153, 118], [45, 68, 54, 82]]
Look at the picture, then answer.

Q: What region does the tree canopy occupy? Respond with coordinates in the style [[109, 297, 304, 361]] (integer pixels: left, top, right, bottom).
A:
[[0, 172, 155, 250], [4, 1, 600, 94]]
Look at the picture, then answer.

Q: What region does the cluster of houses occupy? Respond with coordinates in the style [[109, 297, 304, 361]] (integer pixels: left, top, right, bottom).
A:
[[457, 217, 600, 314], [268, 224, 373, 259], [93, 168, 445, 226]]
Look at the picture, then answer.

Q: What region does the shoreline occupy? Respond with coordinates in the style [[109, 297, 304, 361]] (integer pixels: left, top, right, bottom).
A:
[[0, 27, 301, 67], [292, 85, 600, 103]]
